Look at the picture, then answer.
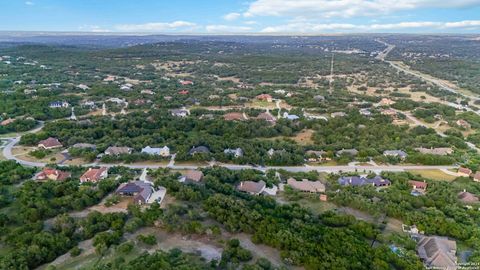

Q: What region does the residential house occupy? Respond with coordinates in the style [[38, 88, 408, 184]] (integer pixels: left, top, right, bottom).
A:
[[0, 118, 15, 126], [456, 119, 471, 129], [417, 236, 457, 270], [359, 108, 371, 116], [287, 178, 325, 193], [380, 109, 397, 117], [256, 94, 272, 102], [338, 175, 391, 187], [267, 148, 286, 157], [336, 148, 359, 157], [283, 112, 300, 120], [170, 108, 190, 117], [224, 112, 247, 121], [116, 181, 154, 205], [237, 180, 266, 195], [458, 167, 473, 177], [188, 146, 210, 156], [330, 112, 346, 118], [38, 137, 62, 149], [71, 143, 97, 150], [76, 84, 89, 90], [141, 146, 170, 157], [409, 180, 427, 191], [105, 146, 132, 156], [458, 190, 479, 204], [383, 150, 408, 159], [305, 150, 330, 162], [141, 89, 155, 95], [377, 98, 395, 106], [184, 170, 204, 182], [80, 167, 108, 183], [409, 180, 428, 196], [256, 112, 276, 124], [415, 147, 453, 156], [49, 101, 70, 108], [178, 90, 189, 95], [224, 148, 244, 158], [179, 80, 194, 86], [36, 168, 71, 181], [313, 95, 325, 102]]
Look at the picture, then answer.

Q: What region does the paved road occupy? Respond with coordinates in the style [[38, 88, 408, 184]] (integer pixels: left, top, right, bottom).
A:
[[1, 137, 458, 172]]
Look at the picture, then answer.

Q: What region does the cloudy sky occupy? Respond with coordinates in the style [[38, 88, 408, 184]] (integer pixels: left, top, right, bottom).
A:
[[1, 0, 480, 34]]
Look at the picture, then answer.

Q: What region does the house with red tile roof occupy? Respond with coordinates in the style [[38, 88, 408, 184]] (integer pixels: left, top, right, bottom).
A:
[[255, 94, 272, 102], [80, 167, 108, 183], [36, 168, 71, 181], [179, 80, 193, 86], [178, 90, 189, 95], [458, 167, 473, 177], [256, 112, 276, 124], [38, 137, 62, 149], [472, 172, 480, 182], [409, 180, 427, 190], [224, 112, 247, 121]]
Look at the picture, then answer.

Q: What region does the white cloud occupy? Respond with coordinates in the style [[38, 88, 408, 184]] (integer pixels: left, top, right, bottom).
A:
[[78, 25, 110, 33], [25, 1, 34, 5], [115, 21, 197, 32], [223, 12, 241, 21], [245, 0, 480, 19], [244, 21, 258, 25], [205, 25, 253, 33], [260, 20, 480, 33]]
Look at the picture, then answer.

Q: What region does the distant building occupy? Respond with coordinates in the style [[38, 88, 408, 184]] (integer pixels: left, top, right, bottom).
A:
[[256, 112, 276, 124], [383, 150, 408, 159], [36, 168, 71, 181], [336, 148, 358, 157], [141, 146, 170, 157], [409, 180, 427, 191], [76, 84, 90, 90], [359, 108, 371, 116], [283, 112, 300, 120], [0, 118, 15, 126], [417, 236, 457, 270], [377, 98, 395, 106], [49, 101, 70, 108], [458, 167, 473, 177], [178, 90, 189, 95], [237, 180, 266, 195], [38, 137, 62, 149], [70, 143, 97, 150], [80, 167, 108, 183], [224, 148, 244, 158], [456, 119, 471, 129], [458, 190, 479, 204], [184, 170, 204, 182], [338, 175, 391, 187], [179, 80, 194, 86], [116, 181, 154, 205], [188, 146, 210, 156], [256, 94, 272, 102], [224, 112, 247, 121], [105, 146, 132, 156], [287, 178, 325, 193], [415, 147, 453, 156], [330, 112, 346, 118], [170, 108, 190, 117], [141, 89, 155, 95]]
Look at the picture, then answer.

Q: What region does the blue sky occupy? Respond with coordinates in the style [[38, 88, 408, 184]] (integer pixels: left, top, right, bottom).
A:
[[1, 0, 480, 34]]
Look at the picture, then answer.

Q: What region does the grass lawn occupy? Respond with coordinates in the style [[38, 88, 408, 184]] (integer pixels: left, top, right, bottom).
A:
[[406, 169, 457, 182]]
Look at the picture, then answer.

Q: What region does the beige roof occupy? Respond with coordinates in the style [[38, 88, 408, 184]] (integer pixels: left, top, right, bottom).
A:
[[185, 170, 203, 182], [415, 147, 453, 156], [238, 180, 266, 195], [417, 236, 457, 269], [287, 178, 325, 193]]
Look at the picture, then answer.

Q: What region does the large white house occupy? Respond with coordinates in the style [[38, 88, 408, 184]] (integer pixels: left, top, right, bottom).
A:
[[141, 146, 170, 157]]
